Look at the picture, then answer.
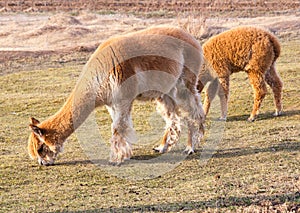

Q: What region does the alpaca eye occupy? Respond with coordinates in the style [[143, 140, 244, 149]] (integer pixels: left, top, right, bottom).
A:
[[37, 145, 44, 154]]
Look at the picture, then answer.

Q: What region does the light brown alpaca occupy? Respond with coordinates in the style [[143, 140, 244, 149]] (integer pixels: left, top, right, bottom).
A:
[[198, 26, 283, 122], [28, 26, 205, 166]]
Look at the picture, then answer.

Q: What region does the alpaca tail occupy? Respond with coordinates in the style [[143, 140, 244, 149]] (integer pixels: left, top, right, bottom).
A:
[[269, 33, 281, 60]]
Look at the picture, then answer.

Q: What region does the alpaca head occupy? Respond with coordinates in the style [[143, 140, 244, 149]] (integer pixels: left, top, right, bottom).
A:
[[28, 117, 62, 166]]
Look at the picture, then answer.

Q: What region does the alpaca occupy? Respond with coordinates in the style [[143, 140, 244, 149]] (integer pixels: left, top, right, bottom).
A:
[[28, 26, 205, 166], [197, 26, 283, 122]]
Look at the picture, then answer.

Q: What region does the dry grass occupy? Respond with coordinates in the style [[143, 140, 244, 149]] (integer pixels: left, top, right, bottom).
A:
[[176, 13, 207, 40], [0, 39, 299, 213]]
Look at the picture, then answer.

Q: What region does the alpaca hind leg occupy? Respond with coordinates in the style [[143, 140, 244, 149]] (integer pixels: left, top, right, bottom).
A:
[[176, 79, 205, 154], [184, 119, 205, 154], [217, 77, 230, 121], [154, 95, 181, 153], [203, 78, 219, 116], [265, 64, 283, 116], [106, 103, 135, 164], [248, 72, 268, 122]]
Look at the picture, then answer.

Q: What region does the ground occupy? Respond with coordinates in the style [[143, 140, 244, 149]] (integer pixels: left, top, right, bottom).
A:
[[0, 4, 300, 213]]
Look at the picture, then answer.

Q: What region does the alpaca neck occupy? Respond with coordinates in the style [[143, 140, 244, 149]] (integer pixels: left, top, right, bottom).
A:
[[42, 81, 104, 142], [41, 57, 110, 143]]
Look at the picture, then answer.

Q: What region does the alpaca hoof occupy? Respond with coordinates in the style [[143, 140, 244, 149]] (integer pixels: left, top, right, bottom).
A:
[[109, 155, 130, 165], [247, 117, 255, 122], [218, 117, 227, 121], [183, 146, 195, 155], [274, 111, 283, 117], [109, 161, 122, 166], [110, 134, 133, 165], [153, 144, 168, 153]]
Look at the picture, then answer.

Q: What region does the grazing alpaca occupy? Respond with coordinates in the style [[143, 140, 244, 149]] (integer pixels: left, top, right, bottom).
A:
[[197, 26, 283, 121], [28, 26, 205, 166]]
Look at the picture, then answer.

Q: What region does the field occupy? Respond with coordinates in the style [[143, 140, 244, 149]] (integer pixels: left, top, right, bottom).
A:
[[1, 0, 299, 15], [0, 2, 300, 212]]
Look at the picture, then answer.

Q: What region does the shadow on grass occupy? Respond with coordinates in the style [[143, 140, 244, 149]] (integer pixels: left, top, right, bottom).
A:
[[210, 141, 300, 159], [55, 159, 94, 166], [226, 109, 300, 122], [54, 141, 299, 166], [53, 192, 300, 212]]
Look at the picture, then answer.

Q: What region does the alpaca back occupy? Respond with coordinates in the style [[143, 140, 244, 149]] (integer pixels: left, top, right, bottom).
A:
[[85, 26, 202, 97], [202, 26, 280, 75]]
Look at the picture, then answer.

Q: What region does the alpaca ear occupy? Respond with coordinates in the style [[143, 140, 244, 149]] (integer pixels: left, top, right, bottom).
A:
[[29, 124, 44, 137], [30, 117, 40, 125]]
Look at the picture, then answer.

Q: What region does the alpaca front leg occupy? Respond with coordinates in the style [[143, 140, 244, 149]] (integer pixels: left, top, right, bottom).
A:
[[218, 77, 230, 121], [218, 89, 228, 121], [107, 105, 135, 164], [203, 78, 219, 116], [110, 130, 133, 164]]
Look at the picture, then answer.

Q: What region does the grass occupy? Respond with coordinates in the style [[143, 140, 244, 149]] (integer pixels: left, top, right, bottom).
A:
[[0, 39, 299, 212]]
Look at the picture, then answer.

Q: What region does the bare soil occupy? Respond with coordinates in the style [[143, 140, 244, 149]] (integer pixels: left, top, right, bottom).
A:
[[1, 0, 299, 15], [0, 11, 299, 76]]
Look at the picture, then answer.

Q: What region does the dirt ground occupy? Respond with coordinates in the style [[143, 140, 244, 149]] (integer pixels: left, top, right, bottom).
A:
[[1, 0, 299, 14], [0, 11, 299, 75]]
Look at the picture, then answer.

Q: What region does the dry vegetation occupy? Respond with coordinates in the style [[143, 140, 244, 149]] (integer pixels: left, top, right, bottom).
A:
[[1, 0, 299, 16], [0, 0, 300, 11], [0, 1, 300, 212]]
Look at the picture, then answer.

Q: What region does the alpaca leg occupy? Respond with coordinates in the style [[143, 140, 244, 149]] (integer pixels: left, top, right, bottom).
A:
[[203, 78, 219, 116], [154, 95, 181, 153], [184, 118, 205, 154], [265, 64, 283, 116], [106, 103, 135, 164], [248, 72, 268, 122], [176, 78, 205, 154], [217, 77, 230, 121]]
